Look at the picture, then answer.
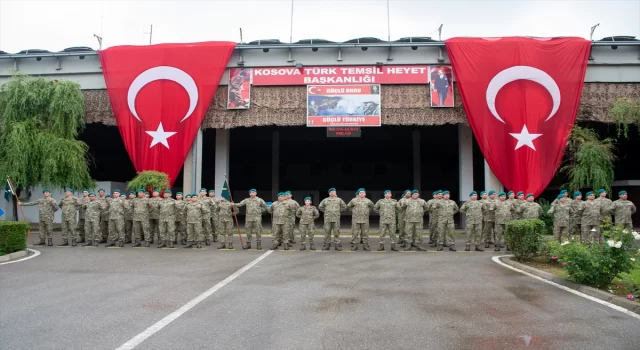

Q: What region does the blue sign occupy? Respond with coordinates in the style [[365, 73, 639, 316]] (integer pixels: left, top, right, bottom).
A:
[[0, 208, 4, 217], [266, 202, 272, 207]]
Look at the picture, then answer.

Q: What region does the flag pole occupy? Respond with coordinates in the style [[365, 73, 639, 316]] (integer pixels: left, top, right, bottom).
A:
[[224, 174, 245, 248], [7, 177, 31, 237]]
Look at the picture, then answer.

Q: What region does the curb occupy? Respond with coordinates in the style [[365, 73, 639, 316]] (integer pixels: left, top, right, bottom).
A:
[[499, 256, 640, 315], [0, 250, 28, 263]]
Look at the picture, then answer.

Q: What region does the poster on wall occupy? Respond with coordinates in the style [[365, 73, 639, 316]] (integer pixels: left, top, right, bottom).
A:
[[306, 84, 381, 127], [227, 68, 252, 109], [429, 66, 454, 107]]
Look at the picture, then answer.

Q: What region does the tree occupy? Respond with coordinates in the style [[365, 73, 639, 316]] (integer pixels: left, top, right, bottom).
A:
[[126, 171, 170, 193], [0, 72, 94, 191], [610, 97, 640, 139], [560, 125, 615, 193]]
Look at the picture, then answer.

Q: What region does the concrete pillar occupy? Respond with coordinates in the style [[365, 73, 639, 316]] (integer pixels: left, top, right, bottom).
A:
[[412, 129, 421, 191], [484, 160, 503, 193], [183, 128, 203, 194], [271, 130, 280, 201], [214, 129, 230, 198], [458, 125, 474, 228]]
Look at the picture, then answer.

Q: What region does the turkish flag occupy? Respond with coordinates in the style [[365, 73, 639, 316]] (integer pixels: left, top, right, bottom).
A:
[[446, 37, 590, 196], [99, 42, 236, 185]]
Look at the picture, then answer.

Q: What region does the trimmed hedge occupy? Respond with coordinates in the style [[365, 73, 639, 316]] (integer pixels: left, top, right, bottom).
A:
[[0, 221, 29, 255], [505, 219, 545, 261]]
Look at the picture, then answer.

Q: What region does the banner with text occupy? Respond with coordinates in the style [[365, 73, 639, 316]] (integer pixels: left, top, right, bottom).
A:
[[307, 85, 381, 127], [227, 68, 252, 109], [253, 65, 428, 85]]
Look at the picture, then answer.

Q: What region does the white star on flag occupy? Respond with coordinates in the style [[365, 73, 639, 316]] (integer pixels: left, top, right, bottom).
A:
[[146, 122, 177, 149], [510, 124, 542, 151]]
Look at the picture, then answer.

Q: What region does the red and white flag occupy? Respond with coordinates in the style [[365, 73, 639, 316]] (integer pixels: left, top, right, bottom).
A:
[[446, 37, 591, 195], [99, 42, 236, 185]]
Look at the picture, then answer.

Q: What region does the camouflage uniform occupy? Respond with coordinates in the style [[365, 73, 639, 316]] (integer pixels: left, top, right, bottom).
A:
[[401, 198, 428, 247], [107, 197, 126, 245], [148, 197, 161, 243], [296, 205, 320, 246], [82, 200, 102, 244], [268, 200, 294, 249], [210, 198, 220, 242], [397, 193, 410, 243], [236, 196, 267, 247], [185, 200, 204, 245], [175, 198, 187, 243], [569, 198, 583, 239], [517, 201, 543, 219], [608, 199, 636, 230], [596, 196, 613, 224], [158, 198, 177, 244], [97, 194, 109, 242], [285, 198, 300, 243], [548, 200, 572, 242], [21, 197, 59, 244], [482, 199, 497, 244], [217, 200, 238, 247], [131, 197, 151, 245], [198, 197, 213, 243], [59, 195, 80, 244], [433, 199, 459, 248], [577, 200, 605, 243], [347, 197, 374, 248], [513, 199, 526, 220], [77, 195, 89, 242], [460, 200, 484, 249], [374, 198, 398, 245], [425, 197, 439, 245], [318, 197, 347, 248], [124, 197, 134, 243], [493, 199, 515, 248]]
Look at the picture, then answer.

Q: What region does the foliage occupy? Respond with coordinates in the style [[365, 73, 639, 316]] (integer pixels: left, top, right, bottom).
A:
[[126, 171, 170, 192], [505, 219, 545, 261], [541, 239, 562, 261], [0, 72, 94, 191], [610, 97, 640, 138], [560, 125, 615, 193], [0, 221, 29, 255], [536, 198, 554, 235]]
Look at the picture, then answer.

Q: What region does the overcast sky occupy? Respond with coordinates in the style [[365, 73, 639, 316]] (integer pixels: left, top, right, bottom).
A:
[[1, 0, 639, 52]]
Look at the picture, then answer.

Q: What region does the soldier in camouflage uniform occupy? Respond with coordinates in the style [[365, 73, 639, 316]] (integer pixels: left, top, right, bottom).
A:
[[208, 190, 219, 243], [398, 189, 428, 251], [318, 188, 347, 250], [20, 189, 59, 246], [197, 189, 213, 245], [569, 191, 583, 240], [493, 192, 515, 251], [551, 189, 569, 206], [482, 190, 497, 248], [517, 194, 543, 219], [96, 189, 109, 243], [128, 189, 151, 247], [174, 192, 187, 245], [608, 190, 636, 231], [268, 193, 295, 250], [236, 189, 267, 250], [81, 192, 102, 247], [433, 190, 459, 251], [577, 191, 605, 244], [425, 190, 440, 247], [595, 189, 613, 225], [106, 189, 126, 247], [156, 190, 176, 248], [185, 194, 204, 248], [347, 188, 374, 251], [147, 189, 162, 244], [124, 192, 135, 243], [460, 191, 484, 251], [217, 198, 238, 249], [397, 190, 411, 246], [58, 188, 80, 247], [374, 190, 398, 251], [513, 191, 526, 220], [76, 190, 89, 243], [285, 191, 300, 244], [296, 196, 320, 250], [548, 194, 572, 243]]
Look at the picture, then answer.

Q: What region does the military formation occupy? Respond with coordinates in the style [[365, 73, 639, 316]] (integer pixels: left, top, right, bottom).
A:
[[19, 186, 635, 251]]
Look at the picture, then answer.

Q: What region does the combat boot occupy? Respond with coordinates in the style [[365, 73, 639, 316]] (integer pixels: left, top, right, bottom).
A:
[[47, 238, 53, 246], [71, 238, 77, 247], [284, 242, 289, 250], [77, 237, 85, 244], [416, 244, 427, 251], [57, 239, 69, 247], [196, 241, 202, 249], [218, 242, 227, 249], [243, 241, 251, 250], [144, 241, 150, 247], [213, 235, 218, 243], [495, 244, 501, 252], [106, 241, 116, 247], [400, 241, 407, 248], [157, 240, 166, 248], [436, 244, 443, 251], [363, 242, 370, 251], [132, 242, 141, 247], [309, 242, 315, 250], [377, 243, 385, 251], [205, 239, 210, 246], [94, 240, 100, 247], [185, 241, 194, 248], [390, 243, 398, 251], [449, 245, 456, 252], [83, 240, 94, 247], [465, 244, 470, 251], [168, 241, 174, 248], [351, 243, 358, 251], [181, 239, 187, 246], [322, 243, 330, 250], [118, 240, 124, 248], [228, 242, 233, 249], [300, 243, 306, 251], [430, 241, 438, 247], [475, 244, 484, 252], [271, 242, 279, 250], [335, 244, 342, 251], [485, 242, 490, 248], [256, 241, 262, 250], [505, 245, 511, 252], [404, 244, 412, 251]]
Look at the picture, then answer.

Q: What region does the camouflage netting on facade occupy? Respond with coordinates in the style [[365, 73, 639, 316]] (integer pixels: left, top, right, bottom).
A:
[[84, 83, 640, 128]]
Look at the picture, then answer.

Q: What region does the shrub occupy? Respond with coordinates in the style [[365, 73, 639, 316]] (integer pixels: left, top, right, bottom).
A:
[[505, 219, 545, 261], [536, 198, 553, 235], [541, 239, 562, 261], [0, 221, 29, 255]]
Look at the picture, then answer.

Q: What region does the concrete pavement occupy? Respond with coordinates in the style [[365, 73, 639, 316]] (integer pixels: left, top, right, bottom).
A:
[[1, 236, 638, 350]]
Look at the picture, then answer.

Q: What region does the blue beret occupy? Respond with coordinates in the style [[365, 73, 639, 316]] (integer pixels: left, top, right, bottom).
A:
[[560, 189, 568, 194], [89, 192, 95, 195], [105, 194, 111, 198], [176, 192, 183, 195], [285, 191, 291, 195], [164, 190, 172, 194], [517, 191, 524, 196], [488, 190, 496, 195], [42, 188, 50, 193], [249, 189, 257, 193], [151, 188, 158, 192], [137, 188, 145, 192], [619, 190, 627, 196], [507, 191, 514, 196], [200, 188, 207, 192], [355, 188, 365, 196], [144, 191, 149, 195], [64, 188, 72, 192], [443, 191, 450, 195], [384, 190, 391, 195], [113, 189, 121, 193], [328, 188, 336, 192], [480, 191, 487, 196], [469, 191, 477, 196], [129, 191, 135, 195], [573, 191, 582, 197], [82, 189, 88, 192], [526, 193, 534, 198], [277, 192, 283, 196], [499, 192, 506, 196], [209, 189, 215, 193], [98, 188, 105, 191], [403, 189, 411, 196], [598, 189, 606, 194], [586, 191, 594, 196], [304, 196, 311, 201], [557, 194, 564, 199], [411, 190, 419, 194], [435, 190, 443, 195]]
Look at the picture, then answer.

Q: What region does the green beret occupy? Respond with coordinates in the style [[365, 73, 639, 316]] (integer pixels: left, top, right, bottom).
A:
[[304, 196, 311, 201], [526, 193, 534, 198], [164, 190, 172, 194], [517, 191, 524, 196], [209, 189, 215, 193], [144, 191, 149, 195], [105, 194, 111, 198], [285, 191, 291, 195], [185, 194, 191, 198], [560, 189, 567, 194], [598, 189, 606, 194], [64, 188, 72, 192], [42, 188, 50, 193], [573, 191, 582, 197], [507, 191, 514, 196], [176, 192, 183, 195], [411, 190, 419, 194], [557, 194, 564, 199], [480, 191, 486, 196], [82, 189, 88, 192], [249, 189, 257, 193], [355, 188, 365, 196], [488, 190, 496, 195], [443, 191, 450, 195], [432, 191, 438, 196], [499, 192, 506, 197], [153, 188, 159, 192], [89, 192, 95, 196], [469, 191, 477, 196], [586, 191, 594, 196], [98, 188, 105, 192], [384, 190, 391, 195], [403, 189, 411, 196], [328, 188, 336, 192], [433, 190, 441, 195], [113, 189, 121, 193], [277, 192, 283, 196], [200, 188, 207, 192], [129, 191, 135, 195], [619, 190, 627, 196]]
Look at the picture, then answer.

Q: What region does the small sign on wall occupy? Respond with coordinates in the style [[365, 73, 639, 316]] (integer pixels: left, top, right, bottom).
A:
[[327, 127, 361, 138]]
